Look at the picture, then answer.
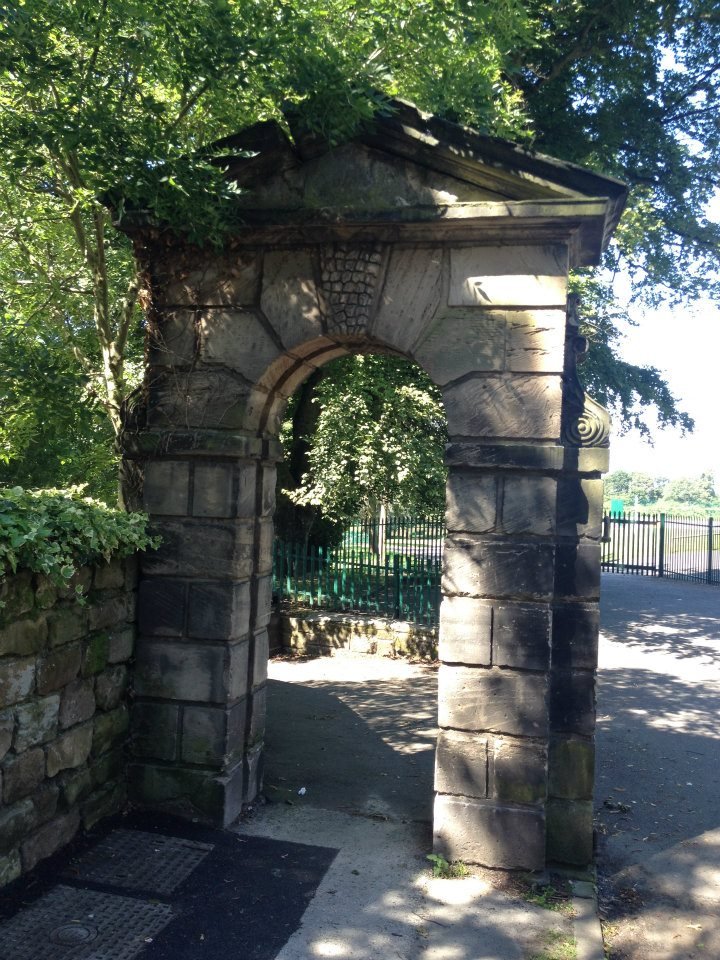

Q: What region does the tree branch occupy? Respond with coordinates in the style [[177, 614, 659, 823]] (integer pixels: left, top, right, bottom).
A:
[[166, 77, 213, 134], [115, 272, 141, 357]]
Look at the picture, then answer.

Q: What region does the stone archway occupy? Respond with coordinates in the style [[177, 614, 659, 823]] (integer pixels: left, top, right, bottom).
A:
[[121, 101, 626, 870]]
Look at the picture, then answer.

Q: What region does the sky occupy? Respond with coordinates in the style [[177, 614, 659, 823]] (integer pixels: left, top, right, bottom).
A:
[[607, 193, 719, 483], [608, 299, 719, 482]]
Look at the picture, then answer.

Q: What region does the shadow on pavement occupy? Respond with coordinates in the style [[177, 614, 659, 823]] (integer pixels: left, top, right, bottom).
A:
[[264, 668, 438, 824]]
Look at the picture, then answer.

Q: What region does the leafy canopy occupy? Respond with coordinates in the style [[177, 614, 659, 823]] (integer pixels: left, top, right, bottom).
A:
[[1, 0, 719, 499], [0, 0, 527, 498], [604, 469, 719, 515], [518, 0, 720, 433]]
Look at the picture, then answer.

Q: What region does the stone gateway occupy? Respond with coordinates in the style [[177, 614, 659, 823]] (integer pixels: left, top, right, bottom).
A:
[[120, 100, 627, 870]]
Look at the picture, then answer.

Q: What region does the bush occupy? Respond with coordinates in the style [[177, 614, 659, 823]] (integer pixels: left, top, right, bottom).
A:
[[0, 485, 159, 591]]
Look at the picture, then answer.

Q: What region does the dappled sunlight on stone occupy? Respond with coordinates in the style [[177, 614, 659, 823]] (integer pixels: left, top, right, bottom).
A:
[[237, 803, 569, 960]]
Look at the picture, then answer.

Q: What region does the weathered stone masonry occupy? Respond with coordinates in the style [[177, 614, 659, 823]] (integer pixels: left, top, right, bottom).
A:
[[121, 100, 627, 869], [0, 559, 135, 885]]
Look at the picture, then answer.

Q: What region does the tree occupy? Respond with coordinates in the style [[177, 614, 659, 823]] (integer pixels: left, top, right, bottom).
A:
[[2, 0, 718, 500], [662, 472, 717, 507], [628, 473, 667, 505], [604, 471, 632, 501], [0, 0, 526, 499], [0, 318, 118, 501], [280, 356, 447, 524], [515, 0, 719, 434]]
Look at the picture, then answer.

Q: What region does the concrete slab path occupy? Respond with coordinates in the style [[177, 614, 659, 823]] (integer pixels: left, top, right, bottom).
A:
[[240, 651, 574, 960]]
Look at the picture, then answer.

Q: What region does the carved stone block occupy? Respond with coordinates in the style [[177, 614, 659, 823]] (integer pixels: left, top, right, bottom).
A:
[[449, 246, 568, 307], [489, 736, 547, 804], [414, 309, 504, 384], [438, 666, 548, 737], [501, 476, 557, 535], [199, 309, 282, 383], [435, 729, 488, 798], [443, 375, 563, 441], [505, 309, 566, 372], [187, 580, 251, 641], [434, 794, 545, 869], [550, 669, 595, 736], [493, 602, 551, 671], [443, 537, 555, 600], [445, 472, 497, 533], [260, 250, 324, 350], [438, 596, 492, 665], [372, 247, 443, 351]]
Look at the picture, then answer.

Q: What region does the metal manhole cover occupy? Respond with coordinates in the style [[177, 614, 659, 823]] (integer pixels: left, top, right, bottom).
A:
[[0, 885, 173, 960], [49, 922, 98, 945], [62, 829, 214, 895]]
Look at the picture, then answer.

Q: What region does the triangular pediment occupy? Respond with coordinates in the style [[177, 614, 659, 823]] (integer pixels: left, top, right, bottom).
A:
[[116, 98, 627, 267], [214, 98, 626, 236]]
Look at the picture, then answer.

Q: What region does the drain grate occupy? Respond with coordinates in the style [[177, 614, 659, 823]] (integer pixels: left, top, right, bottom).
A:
[[62, 829, 214, 895], [0, 885, 173, 960]]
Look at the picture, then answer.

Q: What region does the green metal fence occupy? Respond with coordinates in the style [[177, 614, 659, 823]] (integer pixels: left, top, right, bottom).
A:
[[601, 511, 720, 584], [272, 514, 444, 627]]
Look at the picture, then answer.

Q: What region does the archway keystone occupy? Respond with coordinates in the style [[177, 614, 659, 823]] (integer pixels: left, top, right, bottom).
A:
[[121, 100, 626, 869]]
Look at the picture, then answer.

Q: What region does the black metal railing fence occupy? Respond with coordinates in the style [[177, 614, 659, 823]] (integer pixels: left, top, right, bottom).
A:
[[601, 511, 719, 584]]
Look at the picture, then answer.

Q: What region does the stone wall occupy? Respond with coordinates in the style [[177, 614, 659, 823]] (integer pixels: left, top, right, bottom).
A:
[[271, 610, 437, 660], [0, 558, 136, 887]]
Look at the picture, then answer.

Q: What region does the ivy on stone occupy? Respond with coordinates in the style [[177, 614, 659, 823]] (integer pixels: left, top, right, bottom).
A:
[[0, 486, 158, 588]]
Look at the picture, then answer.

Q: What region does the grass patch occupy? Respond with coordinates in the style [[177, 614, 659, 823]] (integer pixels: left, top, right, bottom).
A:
[[522, 879, 575, 917], [527, 929, 577, 960], [426, 853, 470, 878]]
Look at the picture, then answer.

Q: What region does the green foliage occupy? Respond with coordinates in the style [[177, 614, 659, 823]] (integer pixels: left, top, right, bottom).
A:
[[604, 471, 668, 506], [0, 0, 526, 496], [426, 853, 469, 879], [521, 0, 720, 306], [520, 0, 720, 431], [523, 882, 574, 916], [0, 320, 119, 502], [603, 470, 719, 515], [527, 929, 577, 960], [281, 356, 447, 523], [2, 0, 719, 500], [572, 277, 695, 437], [0, 485, 159, 588], [663, 472, 716, 506]]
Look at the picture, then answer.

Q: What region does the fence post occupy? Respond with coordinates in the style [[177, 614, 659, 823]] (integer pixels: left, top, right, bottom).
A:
[[708, 516, 714, 585], [393, 553, 401, 620], [658, 513, 666, 578]]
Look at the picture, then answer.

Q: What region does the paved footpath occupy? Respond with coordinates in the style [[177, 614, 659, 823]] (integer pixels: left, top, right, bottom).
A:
[[597, 573, 720, 960]]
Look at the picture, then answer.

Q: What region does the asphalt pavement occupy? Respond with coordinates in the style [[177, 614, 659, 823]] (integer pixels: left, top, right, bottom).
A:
[[596, 573, 720, 960]]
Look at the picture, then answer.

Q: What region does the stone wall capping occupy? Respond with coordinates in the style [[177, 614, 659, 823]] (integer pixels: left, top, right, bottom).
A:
[[122, 429, 283, 462], [446, 441, 609, 474]]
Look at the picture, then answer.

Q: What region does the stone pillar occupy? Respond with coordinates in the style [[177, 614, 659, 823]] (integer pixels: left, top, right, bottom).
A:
[[121, 252, 284, 823], [427, 248, 609, 871], [124, 431, 279, 825], [434, 446, 558, 871]]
